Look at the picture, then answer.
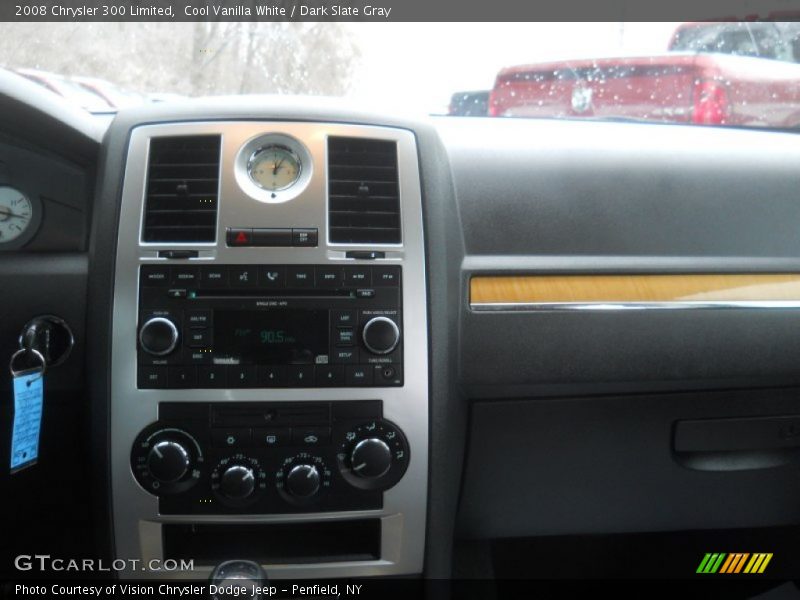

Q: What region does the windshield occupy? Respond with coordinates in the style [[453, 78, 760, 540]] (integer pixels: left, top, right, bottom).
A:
[[2, 22, 800, 128]]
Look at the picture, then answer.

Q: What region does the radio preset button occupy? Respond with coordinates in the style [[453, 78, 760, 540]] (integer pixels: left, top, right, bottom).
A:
[[287, 266, 314, 288], [315, 365, 344, 386], [228, 366, 256, 388], [168, 366, 197, 388], [198, 366, 227, 388], [292, 228, 318, 247], [257, 365, 287, 387], [288, 365, 314, 386]]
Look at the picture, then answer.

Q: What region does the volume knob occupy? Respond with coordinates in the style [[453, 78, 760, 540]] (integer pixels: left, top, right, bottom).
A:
[[139, 317, 179, 356], [362, 317, 400, 355], [146, 440, 190, 483]]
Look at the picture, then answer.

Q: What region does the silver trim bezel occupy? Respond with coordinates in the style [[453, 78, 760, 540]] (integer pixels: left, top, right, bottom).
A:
[[111, 121, 428, 580], [470, 300, 800, 312]]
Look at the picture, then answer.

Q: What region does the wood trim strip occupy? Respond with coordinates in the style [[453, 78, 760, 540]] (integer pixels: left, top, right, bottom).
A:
[[470, 274, 800, 304]]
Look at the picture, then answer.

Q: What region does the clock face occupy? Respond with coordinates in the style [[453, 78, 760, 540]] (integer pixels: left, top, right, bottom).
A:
[[0, 187, 34, 244], [247, 145, 302, 191]]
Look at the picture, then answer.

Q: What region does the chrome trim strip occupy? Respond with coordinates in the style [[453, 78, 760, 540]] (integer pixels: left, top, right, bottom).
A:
[[471, 301, 800, 312]]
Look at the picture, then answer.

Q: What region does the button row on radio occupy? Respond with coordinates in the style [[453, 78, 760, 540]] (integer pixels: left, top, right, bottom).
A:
[[138, 364, 402, 389]]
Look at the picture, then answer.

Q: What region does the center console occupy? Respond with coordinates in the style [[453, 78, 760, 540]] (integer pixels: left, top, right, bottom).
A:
[[110, 122, 428, 578]]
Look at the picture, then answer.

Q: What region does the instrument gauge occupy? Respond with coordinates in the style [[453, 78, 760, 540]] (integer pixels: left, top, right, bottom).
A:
[[248, 145, 302, 191], [0, 187, 35, 245]]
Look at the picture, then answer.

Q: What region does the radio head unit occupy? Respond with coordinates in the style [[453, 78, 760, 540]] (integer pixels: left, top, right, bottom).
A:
[[137, 263, 403, 389]]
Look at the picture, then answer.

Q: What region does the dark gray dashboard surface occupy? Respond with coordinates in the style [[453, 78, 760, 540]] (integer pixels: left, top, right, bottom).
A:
[[435, 117, 800, 397]]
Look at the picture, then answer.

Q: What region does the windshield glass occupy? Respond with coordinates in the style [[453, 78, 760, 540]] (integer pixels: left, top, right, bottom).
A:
[[2, 22, 799, 128]]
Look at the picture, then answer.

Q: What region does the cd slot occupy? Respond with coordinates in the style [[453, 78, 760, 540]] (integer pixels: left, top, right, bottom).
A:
[[192, 289, 355, 300]]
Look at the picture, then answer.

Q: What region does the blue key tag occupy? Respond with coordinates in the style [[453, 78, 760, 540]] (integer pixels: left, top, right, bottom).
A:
[[9, 348, 46, 474]]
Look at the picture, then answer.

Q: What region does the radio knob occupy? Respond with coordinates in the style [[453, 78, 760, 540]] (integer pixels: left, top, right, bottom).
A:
[[146, 440, 190, 483], [220, 465, 256, 500], [362, 317, 400, 355], [139, 317, 179, 356], [285, 464, 320, 498], [350, 438, 392, 479]]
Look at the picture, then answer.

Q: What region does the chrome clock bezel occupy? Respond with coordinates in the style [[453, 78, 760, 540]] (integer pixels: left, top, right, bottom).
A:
[[234, 133, 313, 204]]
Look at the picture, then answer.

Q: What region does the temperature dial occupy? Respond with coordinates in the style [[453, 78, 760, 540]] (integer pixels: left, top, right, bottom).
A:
[[211, 455, 266, 507], [338, 419, 409, 491], [277, 453, 331, 505], [130, 425, 204, 496]]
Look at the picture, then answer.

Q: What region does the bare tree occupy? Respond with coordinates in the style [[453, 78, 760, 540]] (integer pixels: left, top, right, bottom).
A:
[[0, 22, 362, 97]]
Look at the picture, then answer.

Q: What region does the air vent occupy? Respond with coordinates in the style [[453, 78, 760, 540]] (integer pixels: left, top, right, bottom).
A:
[[142, 135, 221, 243], [328, 137, 401, 244]]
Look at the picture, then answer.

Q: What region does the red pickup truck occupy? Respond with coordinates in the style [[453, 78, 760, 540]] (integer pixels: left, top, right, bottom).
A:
[[489, 22, 800, 127]]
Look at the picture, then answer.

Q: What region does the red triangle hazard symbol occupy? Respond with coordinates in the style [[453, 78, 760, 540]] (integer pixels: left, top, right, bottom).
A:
[[235, 231, 248, 243]]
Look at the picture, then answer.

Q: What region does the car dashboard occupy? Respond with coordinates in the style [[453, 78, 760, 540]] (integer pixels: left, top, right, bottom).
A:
[[3, 72, 800, 587]]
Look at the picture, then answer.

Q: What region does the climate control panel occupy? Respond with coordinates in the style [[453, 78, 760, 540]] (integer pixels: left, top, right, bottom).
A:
[[129, 400, 409, 514]]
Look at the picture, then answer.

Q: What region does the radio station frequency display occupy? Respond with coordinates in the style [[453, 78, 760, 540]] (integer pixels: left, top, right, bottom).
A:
[[214, 310, 328, 365]]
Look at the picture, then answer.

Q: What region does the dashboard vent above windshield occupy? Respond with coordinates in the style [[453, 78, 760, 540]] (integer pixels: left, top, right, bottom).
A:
[[142, 135, 221, 243], [328, 137, 401, 244]]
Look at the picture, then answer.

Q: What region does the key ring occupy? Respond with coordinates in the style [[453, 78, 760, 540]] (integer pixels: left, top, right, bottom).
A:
[[9, 347, 46, 384]]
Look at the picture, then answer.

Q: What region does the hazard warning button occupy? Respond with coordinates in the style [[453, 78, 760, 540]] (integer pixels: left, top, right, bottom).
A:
[[226, 228, 253, 247]]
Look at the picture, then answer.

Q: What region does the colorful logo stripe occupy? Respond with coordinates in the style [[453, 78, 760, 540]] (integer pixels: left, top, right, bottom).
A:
[[696, 553, 772, 574]]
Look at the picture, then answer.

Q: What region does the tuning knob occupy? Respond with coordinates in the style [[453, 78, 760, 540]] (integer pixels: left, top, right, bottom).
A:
[[146, 440, 190, 483], [362, 317, 400, 355], [350, 438, 392, 479], [139, 317, 179, 356], [220, 465, 256, 500], [285, 464, 320, 498]]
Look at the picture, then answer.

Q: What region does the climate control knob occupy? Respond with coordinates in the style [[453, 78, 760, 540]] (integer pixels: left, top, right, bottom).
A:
[[286, 464, 321, 498], [276, 453, 330, 505], [361, 316, 400, 355], [146, 440, 190, 483], [338, 419, 409, 491], [220, 465, 256, 500], [350, 438, 392, 479], [138, 317, 179, 356]]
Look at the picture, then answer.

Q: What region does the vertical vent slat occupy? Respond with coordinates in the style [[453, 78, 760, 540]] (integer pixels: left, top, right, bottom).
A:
[[328, 137, 401, 244], [142, 135, 221, 243]]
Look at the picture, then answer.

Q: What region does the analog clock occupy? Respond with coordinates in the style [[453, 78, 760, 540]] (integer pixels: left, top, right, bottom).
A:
[[0, 186, 35, 245]]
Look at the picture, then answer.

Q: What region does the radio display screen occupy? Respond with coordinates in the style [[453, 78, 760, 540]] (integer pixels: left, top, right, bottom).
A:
[[213, 310, 329, 365]]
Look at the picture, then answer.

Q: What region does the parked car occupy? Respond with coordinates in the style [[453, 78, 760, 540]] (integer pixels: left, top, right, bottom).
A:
[[489, 22, 800, 127], [448, 90, 490, 116]]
